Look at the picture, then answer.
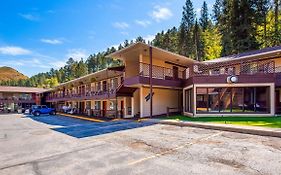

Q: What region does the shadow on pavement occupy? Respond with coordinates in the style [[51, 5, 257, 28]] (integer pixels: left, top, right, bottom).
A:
[[27, 115, 156, 138]]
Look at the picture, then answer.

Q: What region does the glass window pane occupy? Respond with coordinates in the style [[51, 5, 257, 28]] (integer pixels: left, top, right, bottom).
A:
[[219, 88, 232, 112], [244, 87, 255, 112], [256, 87, 270, 113], [232, 88, 244, 113], [185, 89, 193, 113], [208, 88, 220, 112], [196, 88, 208, 113]]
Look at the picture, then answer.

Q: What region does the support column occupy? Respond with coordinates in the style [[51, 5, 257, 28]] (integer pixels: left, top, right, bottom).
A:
[[131, 97, 134, 117], [140, 87, 144, 118], [193, 85, 196, 117], [149, 46, 153, 118], [271, 83, 275, 115]]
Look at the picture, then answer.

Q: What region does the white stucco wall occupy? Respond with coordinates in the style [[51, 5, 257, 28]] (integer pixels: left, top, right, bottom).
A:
[[140, 87, 180, 117]]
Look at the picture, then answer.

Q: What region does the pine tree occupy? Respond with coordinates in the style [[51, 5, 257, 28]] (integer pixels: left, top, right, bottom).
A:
[[193, 20, 203, 61], [178, 0, 195, 58], [135, 36, 145, 43], [213, 0, 223, 24], [200, 1, 209, 31], [255, 0, 270, 47], [273, 0, 281, 45]]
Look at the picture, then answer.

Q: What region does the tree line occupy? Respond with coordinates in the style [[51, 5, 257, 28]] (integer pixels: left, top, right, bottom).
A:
[[1, 0, 281, 88]]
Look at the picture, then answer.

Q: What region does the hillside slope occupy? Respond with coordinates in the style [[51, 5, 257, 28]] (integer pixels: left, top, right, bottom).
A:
[[0, 66, 28, 82]]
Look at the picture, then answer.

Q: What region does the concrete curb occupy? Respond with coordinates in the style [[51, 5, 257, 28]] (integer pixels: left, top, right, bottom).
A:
[[157, 120, 281, 138]]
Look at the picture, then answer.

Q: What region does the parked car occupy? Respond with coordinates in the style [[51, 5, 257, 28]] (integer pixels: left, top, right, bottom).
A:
[[31, 105, 56, 116]]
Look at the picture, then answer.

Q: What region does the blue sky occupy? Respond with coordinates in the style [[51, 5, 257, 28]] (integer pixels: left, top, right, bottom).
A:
[[0, 0, 215, 77]]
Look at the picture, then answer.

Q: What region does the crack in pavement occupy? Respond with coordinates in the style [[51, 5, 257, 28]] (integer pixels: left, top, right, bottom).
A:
[[127, 131, 225, 166]]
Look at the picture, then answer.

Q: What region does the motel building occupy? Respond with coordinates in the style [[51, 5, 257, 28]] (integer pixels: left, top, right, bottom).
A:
[[44, 42, 281, 118], [0, 86, 44, 113]]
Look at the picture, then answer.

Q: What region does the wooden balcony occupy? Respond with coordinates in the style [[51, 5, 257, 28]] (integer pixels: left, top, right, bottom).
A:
[[124, 62, 185, 87], [46, 89, 117, 102], [185, 59, 277, 86], [0, 98, 36, 103]]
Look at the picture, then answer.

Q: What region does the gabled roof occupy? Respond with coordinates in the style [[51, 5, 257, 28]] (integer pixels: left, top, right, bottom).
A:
[[0, 86, 46, 93], [108, 42, 197, 65], [204, 45, 281, 63]]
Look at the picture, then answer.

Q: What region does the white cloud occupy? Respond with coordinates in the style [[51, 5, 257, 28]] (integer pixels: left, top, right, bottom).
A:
[[113, 22, 130, 29], [40, 38, 63, 45], [120, 31, 129, 36], [144, 35, 155, 42], [151, 6, 173, 22], [66, 49, 88, 61], [0, 46, 32, 55], [135, 20, 151, 27], [19, 13, 40, 21]]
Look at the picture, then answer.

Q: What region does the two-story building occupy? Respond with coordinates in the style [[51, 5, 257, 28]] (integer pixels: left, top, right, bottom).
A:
[[0, 86, 45, 113], [45, 42, 281, 118]]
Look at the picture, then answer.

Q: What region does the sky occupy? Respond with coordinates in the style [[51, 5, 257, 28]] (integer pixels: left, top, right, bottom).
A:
[[0, 0, 215, 77]]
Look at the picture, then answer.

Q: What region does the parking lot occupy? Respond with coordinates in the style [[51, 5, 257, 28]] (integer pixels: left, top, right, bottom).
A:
[[0, 114, 281, 175]]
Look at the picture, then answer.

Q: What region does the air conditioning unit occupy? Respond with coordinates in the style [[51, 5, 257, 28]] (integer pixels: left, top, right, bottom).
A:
[[227, 75, 238, 84]]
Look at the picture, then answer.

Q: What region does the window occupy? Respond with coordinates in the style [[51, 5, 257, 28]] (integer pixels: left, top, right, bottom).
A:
[[185, 88, 193, 113], [220, 88, 232, 112], [94, 101, 101, 110], [109, 101, 116, 110], [208, 88, 220, 112], [195, 86, 270, 114], [86, 101, 91, 109], [42, 105, 47, 109], [244, 88, 255, 112], [232, 88, 244, 113], [256, 87, 270, 113], [196, 88, 208, 113]]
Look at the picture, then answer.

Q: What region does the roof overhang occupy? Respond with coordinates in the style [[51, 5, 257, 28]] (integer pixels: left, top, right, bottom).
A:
[[49, 66, 124, 91], [0, 86, 47, 93], [108, 42, 198, 66], [204, 46, 281, 64]]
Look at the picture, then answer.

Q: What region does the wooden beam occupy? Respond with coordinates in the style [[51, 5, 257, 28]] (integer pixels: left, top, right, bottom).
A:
[[165, 61, 187, 68]]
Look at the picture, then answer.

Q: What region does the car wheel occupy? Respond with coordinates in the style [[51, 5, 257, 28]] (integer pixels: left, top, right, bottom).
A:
[[34, 111, 40, 116], [49, 111, 55, 115]]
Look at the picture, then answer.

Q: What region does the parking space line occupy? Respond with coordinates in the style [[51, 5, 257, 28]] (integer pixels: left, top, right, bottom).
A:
[[127, 131, 224, 166]]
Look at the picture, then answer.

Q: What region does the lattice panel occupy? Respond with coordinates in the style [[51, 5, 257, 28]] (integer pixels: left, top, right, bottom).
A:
[[189, 60, 275, 77], [139, 62, 185, 80]]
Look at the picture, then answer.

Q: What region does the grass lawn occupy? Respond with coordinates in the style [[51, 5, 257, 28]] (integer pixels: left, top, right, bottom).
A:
[[162, 115, 281, 128]]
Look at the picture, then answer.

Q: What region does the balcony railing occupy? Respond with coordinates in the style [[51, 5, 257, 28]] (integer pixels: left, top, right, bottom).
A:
[[46, 89, 117, 101], [186, 59, 275, 79], [139, 62, 185, 80]]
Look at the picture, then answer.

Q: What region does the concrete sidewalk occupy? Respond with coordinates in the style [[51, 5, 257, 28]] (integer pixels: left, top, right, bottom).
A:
[[149, 119, 281, 138]]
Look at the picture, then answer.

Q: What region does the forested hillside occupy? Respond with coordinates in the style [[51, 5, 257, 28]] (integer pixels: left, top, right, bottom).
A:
[[1, 0, 281, 88], [0, 66, 28, 82]]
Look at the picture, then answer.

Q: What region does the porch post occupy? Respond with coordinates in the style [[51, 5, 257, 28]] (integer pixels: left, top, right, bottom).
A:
[[115, 96, 118, 118], [149, 46, 153, 118], [131, 97, 134, 117]]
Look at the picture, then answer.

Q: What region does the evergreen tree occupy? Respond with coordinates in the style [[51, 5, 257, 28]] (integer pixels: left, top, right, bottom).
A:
[[200, 1, 209, 31], [178, 0, 195, 58], [213, 0, 223, 24], [135, 36, 145, 43], [255, 0, 270, 47], [193, 20, 203, 61]]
